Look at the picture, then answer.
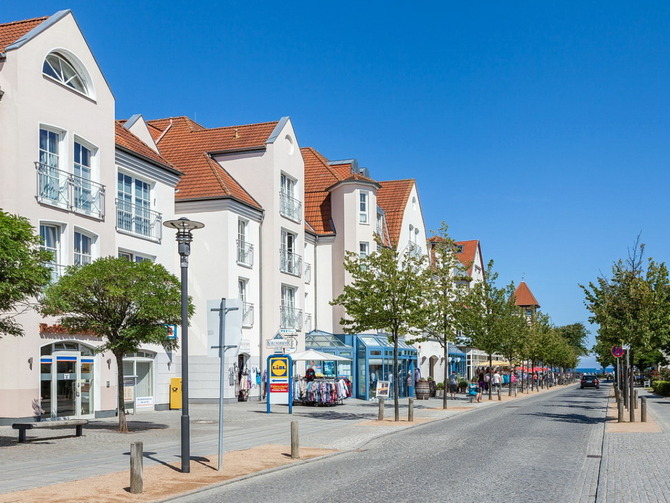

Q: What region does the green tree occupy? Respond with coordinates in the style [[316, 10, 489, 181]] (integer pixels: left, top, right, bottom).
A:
[[40, 257, 190, 432], [332, 247, 427, 421], [555, 323, 590, 357], [520, 311, 553, 391], [458, 260, 519, 399], [0, 210, 52, 336], [581, 241, 670, 387], [420, 223, 469, 409]]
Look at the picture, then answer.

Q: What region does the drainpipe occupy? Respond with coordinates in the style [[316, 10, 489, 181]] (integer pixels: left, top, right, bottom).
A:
[[258, 214, 264, 401]]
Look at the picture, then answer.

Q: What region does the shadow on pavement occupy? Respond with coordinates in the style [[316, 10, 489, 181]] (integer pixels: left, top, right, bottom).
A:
[[521, 411, 606, 424]]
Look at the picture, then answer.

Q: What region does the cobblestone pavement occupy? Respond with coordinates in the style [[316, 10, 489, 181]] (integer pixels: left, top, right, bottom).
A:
[[596, 387, 670, 503]]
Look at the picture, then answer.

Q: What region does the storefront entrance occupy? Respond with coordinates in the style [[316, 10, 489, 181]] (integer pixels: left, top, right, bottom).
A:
[[40, 342, 95, 419]]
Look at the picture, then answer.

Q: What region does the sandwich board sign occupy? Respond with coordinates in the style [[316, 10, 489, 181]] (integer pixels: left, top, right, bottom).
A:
[[266, 354, 293, 413]]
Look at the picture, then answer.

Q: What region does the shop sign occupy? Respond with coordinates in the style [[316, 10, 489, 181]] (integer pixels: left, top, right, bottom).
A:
[[136, 396, 154, 408], [266, 354, 293, 413], [376, 380, 390, 398]]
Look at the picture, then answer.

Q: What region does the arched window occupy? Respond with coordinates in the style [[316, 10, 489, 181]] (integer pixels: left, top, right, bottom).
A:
[[42, 52, 89, 95]]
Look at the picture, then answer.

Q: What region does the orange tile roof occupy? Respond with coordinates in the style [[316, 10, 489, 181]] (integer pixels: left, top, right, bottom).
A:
[[302, 147, 340, 234], [0, 16, 47, 53], [146, 116, 273, 209], [376, 179, 415, 247], [455, 240, 480, 275], [514, 281, 540, 307], [115, 121, 178, 172]]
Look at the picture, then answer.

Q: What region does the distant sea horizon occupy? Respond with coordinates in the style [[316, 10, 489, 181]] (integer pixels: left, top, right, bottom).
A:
[[576, 367, 614, 374]]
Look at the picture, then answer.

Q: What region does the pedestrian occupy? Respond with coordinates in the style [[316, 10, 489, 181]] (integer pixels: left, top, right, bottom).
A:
[[493, 369, 501, 390], [449, 372, 458, 399], [478, 372, 485, 395]]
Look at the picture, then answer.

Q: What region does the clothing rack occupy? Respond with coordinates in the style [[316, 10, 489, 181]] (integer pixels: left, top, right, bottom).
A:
[[293, 377, 351, 406]]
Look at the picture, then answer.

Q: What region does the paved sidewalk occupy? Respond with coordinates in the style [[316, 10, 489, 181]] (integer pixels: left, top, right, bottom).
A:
[[0, 384, 568, 499], [597, 386, 670, 503]]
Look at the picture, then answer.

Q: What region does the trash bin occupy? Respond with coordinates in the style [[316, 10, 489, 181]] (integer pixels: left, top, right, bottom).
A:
[[170, 378, 182, 409]]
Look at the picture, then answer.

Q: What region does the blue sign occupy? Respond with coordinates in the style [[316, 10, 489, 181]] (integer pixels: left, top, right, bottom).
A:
[[266, 354, 293, 414]]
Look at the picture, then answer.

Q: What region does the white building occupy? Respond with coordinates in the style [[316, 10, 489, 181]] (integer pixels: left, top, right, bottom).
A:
[[0, 11, 182, 423]]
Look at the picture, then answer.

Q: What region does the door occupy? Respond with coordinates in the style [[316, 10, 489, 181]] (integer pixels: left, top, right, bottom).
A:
[[40, 353, 95, 419]]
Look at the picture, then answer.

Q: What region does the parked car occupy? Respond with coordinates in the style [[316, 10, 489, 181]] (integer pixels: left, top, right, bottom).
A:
[[580, 375, 600, 389]]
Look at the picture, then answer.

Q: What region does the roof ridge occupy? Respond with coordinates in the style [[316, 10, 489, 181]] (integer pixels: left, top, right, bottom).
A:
[[302, 146, 346, 189]]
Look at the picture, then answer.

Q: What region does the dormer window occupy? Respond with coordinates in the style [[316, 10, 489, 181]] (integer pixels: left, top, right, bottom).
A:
[[42, 52, 89, 96]]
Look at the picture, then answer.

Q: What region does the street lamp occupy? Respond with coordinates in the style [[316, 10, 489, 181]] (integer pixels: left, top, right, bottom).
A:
[[164, 217, 204, 474]]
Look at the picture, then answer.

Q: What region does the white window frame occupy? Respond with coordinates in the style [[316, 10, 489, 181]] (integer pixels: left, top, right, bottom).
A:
[[359, 191, 369, 224], [118, 250, 154, 263], [42, 51, 91, 97], [74, 229, 96, 266], [359, 241, 369, 259], [40, 223, 64, 281]]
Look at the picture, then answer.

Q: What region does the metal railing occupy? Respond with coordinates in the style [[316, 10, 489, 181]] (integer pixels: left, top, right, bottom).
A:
[[280, 249, 302, 277], [36, 162, 105, 220], [304, 262, 312, 283], [237, 240, 254, 266], [242, 302, 254, 327], [115, 199, 162, 242], [280, 305, 303, 330], [279, 190, 302, 222], [46, 263, 67, 283]]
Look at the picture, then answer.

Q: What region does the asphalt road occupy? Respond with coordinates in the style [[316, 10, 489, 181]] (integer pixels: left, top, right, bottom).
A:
[[171, 384, 610, 503]]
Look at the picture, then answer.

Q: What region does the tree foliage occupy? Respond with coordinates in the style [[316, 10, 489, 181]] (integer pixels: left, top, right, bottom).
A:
[[0, 210, 52, 337], [581, 241, 670, 370], [332, 246, 427, 420], [40, 257, 190, 431], [420, 223, 469, 409], [554, 322, 590, 357]]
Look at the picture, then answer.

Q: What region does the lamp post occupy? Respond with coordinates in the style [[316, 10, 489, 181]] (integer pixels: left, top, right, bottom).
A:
[[164, 217, 204, 474]]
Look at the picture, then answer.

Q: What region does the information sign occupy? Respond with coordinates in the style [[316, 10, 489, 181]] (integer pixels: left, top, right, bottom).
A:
[[376, 380, 390, 398], [266, 333, 291, 350], [266, 354, 293, 413]]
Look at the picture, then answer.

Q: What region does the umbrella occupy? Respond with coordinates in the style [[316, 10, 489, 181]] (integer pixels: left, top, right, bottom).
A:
[[287, 349, 351, 361]]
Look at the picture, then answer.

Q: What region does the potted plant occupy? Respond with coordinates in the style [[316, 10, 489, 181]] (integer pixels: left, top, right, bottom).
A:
[[436, 381, 445, 398], [458, 378, 468, 393]]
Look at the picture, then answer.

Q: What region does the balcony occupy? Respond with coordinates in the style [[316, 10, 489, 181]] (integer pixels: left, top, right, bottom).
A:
[[115, 199, 162, 242], [407, 241, 422, 258], [304, 313, 312, 333], [279, 190, 302, 222], [304, 262, 312, 283], [242, 302, 254, 327], [36, 162, 105, 220], [237, 240, 254, 267], [280, 249, 302, 277], [46, 263, 67, 283], [280, 305, 303, 331]]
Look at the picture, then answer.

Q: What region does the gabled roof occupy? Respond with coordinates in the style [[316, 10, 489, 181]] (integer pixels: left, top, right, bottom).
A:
[[376, 179, 415, 247], [0, 16, 47, 53], [302, 147, 340, 235], [514, 281, 540, 308], [455, 240, 481, 275], [115, 121, 181, 175], [146, 116, 275, 209]]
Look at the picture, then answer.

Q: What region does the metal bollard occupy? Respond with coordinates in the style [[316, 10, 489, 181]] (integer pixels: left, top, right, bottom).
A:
[[633, 390, 638, 409], [640, 397, 647, 422], [130, 441, 143, 494], [408, 397, 414, 422], [291, 421, 300, 459], [378, 397, 385, 421], [618, 400, 624, 423], [497, 387, 501, 401]]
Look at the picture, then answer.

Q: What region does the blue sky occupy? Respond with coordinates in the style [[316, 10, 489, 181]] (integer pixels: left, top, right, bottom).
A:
[[5, 2, 669, 366]]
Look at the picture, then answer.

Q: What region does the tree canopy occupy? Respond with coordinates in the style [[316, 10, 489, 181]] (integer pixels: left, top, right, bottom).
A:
[[0, 210, 52, 337], [40, 257, 190, 431], [332, 246, 427, 420]]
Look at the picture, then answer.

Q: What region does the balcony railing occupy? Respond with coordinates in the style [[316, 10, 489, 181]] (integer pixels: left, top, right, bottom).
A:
[[36, 162, 105, 220], [407, 241, 422, 258], [280, 305, 303, 331], [280, 249, 302, 277], [115, 199, 162, 242], [242, 302, 254, 327], [304, 262, 312, 283], [279, 190, 302, 222], [304, 313, 312, 333], [237, 240, 254, 267], [46, 263, 67, 283]]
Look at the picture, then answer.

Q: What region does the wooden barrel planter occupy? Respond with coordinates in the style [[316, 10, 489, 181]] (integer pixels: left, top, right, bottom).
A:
[[415, 380, 431, 400]]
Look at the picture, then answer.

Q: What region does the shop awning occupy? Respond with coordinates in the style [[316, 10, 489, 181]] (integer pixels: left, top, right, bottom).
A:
[[289, 349, 351, 361]]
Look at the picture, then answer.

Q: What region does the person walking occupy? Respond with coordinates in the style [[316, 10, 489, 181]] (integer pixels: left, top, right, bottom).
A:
[[449, 372, 458, 399]]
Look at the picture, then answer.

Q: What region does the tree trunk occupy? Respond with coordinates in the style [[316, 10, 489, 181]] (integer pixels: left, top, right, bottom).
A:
[[488, 354, 493, 400], [115, 350, 128, 432], [393, 334, 399, 422], [442, 343, 448, 410]]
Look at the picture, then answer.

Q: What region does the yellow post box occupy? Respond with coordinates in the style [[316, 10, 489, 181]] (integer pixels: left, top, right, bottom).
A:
[[170, 378, 182, 409]]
